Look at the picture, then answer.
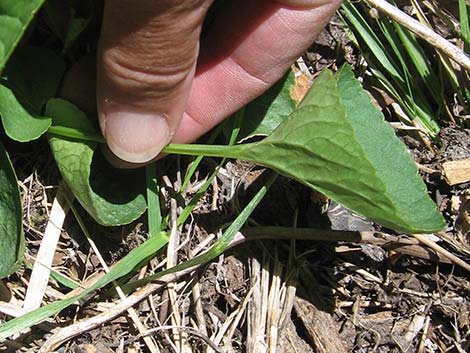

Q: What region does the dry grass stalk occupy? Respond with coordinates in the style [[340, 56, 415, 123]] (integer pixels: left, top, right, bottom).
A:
[[75, 210, 161, 353], [246, 244, 298, 353], [223, 284, 256, 351], [166, 198, 192, 352], [191, 274, 208, 338], [38, 264, 200, 352], [411, 233, 470, 272], [23, 183, 69, 312], [35, 224, 470, 351], [366, 0, 470, 71], [247, 256, 263, 353]]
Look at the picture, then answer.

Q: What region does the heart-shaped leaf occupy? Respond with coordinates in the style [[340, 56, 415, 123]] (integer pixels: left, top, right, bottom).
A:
[[235, 66, 445, 233], [46, 99, 147, 226], [165, 65, 445, 233]]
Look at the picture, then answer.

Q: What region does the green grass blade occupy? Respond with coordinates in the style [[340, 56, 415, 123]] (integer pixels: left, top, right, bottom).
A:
[[177, 112, 242, 225], [341, 1, 404, 84], [24, 260, 79, 290], [178, 161, 224, 226], [48, 270, 80, 290], [146, 163, 162, 239], [375, 19, 415, 108], [180, 124, 223, 192], [125, 172, 278, 291], [392, 22, 442, 106], [459, 0, 470, 53], [0, 234, 169, 340], [341, 1, 441, 135]]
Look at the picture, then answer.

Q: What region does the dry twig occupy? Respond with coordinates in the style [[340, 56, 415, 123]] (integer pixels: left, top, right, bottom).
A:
[[411, 233, 470, 272], [366, 0, 470, 71]]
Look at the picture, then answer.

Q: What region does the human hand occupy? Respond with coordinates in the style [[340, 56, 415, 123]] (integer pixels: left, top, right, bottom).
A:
[[67, 0, 341, 164]]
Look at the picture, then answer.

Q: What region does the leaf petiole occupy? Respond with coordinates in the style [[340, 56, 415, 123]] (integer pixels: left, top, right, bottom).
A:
[[47, 125, 234, 157], [48, 125, 106, 143], [162, 143, 243, 159]]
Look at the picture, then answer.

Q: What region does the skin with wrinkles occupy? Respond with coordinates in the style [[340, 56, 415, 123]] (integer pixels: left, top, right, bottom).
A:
[[65, 0, 341, 164]]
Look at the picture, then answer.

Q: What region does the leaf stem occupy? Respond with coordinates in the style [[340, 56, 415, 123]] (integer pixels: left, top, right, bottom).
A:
[[48, 126, 106, 143], [47, 125, 248, 161], [163, 143, 243, 158]]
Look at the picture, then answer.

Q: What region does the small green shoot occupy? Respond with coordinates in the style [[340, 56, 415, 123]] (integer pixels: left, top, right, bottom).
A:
[[459, 0, 470, 53], [125, 171, 278, 292], [146, 162, 162, 239]]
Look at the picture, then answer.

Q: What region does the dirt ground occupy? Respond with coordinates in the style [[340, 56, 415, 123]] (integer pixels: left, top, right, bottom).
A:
[[1, 4, 470, 353]]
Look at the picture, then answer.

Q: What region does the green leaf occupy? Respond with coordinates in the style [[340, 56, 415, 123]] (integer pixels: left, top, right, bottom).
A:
[[0, 47, 65, 142], [46, 98, 147, 226], [224, 70, 296, 141], [0, 0, 46, 71], [459, 0, 470, 53], [334, 64, 445, 232], [4, 47, 65, 112], [165, 66, 445, 233], [0, 84, 51, 142], [63, 15, 90, 52], [43, 0, 92, 51], [0, 16, 22, 66], [0, 141, 23, 278]]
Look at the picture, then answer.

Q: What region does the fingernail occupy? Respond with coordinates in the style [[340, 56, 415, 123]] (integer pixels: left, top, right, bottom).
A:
[[103, 110, 171, 163]]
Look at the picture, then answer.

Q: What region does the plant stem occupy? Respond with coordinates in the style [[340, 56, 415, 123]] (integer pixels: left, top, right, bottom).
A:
[[163, 143, 244, 158], [48, 126, 106, 143]]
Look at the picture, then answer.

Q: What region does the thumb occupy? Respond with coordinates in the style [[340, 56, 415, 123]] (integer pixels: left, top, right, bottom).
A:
[[97, 0, 212, 163]]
